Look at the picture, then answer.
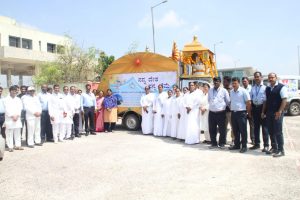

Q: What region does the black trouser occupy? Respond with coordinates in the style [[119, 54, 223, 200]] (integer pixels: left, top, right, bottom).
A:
[[209, 111, 226, 146], [252, 105, 269, 147], [0, 113, 5, 138], [266, 111, 284, 152], [231, 111, 248, 148], [72, 113, 79, 137], [248, 115, 254, 142], [84, 106, 95, 133], [104, 122, 116, 132], [40, 111, 53, 142], [20, 110, 28, 142]]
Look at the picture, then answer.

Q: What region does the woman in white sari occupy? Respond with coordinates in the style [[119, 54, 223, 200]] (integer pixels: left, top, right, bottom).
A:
[[200, 83, 211, 144], [153, 84, 167, 136], [140, 86, 155, 134], [177, 87, 189, 140]]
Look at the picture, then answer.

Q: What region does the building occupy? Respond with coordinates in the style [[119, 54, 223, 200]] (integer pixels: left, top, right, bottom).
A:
[[218, 66, 257, 81], [0, 16, 70, 88]]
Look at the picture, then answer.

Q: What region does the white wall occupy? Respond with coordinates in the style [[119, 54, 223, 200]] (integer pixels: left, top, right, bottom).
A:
[[0, 16, 70, 52]]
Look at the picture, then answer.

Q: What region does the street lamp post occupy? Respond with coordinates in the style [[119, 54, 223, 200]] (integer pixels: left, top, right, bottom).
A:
[[233, 59, 240, 77], [298, 45, 300, 75], [213, 41, 223, 67], [151, 0, 167, 53]]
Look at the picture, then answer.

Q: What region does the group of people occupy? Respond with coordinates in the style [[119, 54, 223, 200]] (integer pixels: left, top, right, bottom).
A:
[[140, 72, 287, 157], [0, 83, 118, 161]]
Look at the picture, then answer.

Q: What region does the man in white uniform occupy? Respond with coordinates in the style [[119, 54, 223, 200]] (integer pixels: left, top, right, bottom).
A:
[[70, 86, 81, 138], [4, 85, 24, 152], [48, 85, 65, 143], [185, 82, 200, 144], [162, 90, 173, 137], [140, 86, 155, 135], [23, 86, 42, 148], [153, 84, 167, 136], [61, 86, 75, 140]]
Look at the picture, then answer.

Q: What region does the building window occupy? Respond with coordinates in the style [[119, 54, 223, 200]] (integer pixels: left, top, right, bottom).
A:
[[22, 38, 32, 49], [47, 43, 56, 53], [9, 36, 21, 48]]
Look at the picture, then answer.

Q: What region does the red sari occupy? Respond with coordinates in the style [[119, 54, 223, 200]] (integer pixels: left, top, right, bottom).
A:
[[95, 97, 104, 132]]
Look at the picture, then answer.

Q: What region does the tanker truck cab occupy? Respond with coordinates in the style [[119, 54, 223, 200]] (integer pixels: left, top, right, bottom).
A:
[[250, 75, 300, 116]]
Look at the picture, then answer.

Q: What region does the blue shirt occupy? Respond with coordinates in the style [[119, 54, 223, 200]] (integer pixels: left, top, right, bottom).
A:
[[208, 87, 230, 112], [38, 92, 51, 111], [0, 97, 5, 113], [81, 92, 96, 110], [250, 82, 266, 105], [230, 86, 251, 111]]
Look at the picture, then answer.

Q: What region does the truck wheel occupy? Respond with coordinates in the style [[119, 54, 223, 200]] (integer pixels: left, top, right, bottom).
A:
[[288, 101, 300, 116], [123, 114, 140, 131]]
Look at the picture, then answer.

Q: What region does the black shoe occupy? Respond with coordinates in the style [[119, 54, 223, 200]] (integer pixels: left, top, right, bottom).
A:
[[202, 140, 207, 144], [35, 143, 43, 146], [206, 141, 211, 145], [249, 145, 260, 150], [0, 157, 3, 161], [262, 147, 269, 152], [219, 144, 226, 149], [85, 132, 89, 136], [90, 132, 96, 135], [273, 151, 285, 157], [266, 148, 277, 155], [229, 146, 240, 150], [75, 135, 81, 138], [28, 145, 34, 148], [240, 147, 247, 153], [209, 145, 218, 149]]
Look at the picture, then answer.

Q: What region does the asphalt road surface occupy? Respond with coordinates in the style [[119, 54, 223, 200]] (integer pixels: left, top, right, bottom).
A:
[[0, 116, 299, 200]]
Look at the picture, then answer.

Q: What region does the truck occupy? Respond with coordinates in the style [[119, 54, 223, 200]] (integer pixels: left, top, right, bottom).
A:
[[97, 52, 179, 130]]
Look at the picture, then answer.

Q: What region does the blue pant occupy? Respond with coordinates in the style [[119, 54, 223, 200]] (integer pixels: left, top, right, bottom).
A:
[[40, 110, 53, 142], [252, 105, 269, 147], [83, 106, 95, 133], [266, 112, 284, 152], [231, 111, 248, 148]]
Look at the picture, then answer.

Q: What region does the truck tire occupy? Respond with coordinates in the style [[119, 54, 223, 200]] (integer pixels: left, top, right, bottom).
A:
[[123, 114, 140, 131], [288, 101, 300, 116]]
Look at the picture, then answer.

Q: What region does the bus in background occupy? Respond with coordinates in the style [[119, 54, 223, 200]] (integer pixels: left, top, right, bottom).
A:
[[250, 75, 300, 116]]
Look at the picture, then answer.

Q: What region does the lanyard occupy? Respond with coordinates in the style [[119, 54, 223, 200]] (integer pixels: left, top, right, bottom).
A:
[[213, 88, 219, 99]]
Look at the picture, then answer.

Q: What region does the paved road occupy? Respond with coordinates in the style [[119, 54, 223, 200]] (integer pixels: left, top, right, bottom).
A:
[[0, 116, 299, 200]]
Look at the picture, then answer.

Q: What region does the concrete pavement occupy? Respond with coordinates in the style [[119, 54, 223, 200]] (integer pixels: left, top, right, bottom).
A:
[[0, 116, 299, 200]]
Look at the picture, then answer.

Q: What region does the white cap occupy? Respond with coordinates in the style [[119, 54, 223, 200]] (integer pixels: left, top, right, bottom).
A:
[[27, 86, 35, 91]]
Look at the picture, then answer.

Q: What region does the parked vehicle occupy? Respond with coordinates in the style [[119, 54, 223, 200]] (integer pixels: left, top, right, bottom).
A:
[[97, 52, 179, 130]]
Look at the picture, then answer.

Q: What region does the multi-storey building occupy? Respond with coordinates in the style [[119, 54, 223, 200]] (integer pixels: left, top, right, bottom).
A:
[[0, 16, 70, 88]]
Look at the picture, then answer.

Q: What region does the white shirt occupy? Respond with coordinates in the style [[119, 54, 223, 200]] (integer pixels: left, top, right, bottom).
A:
[[23, 94, 42, 120], [4, 95, 23, 129]]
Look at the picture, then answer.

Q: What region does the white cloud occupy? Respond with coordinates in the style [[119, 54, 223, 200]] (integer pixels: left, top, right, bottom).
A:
[[235, 39, 245, 46], [216, 53, 235, 68], [187, 25, 200, 35], [138, 10, 185, 29]]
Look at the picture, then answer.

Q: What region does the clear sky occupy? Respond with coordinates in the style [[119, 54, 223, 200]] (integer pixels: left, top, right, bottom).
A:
[[1, 0, 300, 75]]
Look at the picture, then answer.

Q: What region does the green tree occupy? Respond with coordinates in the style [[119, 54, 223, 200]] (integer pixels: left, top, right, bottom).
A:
[[34, 38, 100, 85], [95, 51, 115, 77], [33, 62, 63, 85]]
